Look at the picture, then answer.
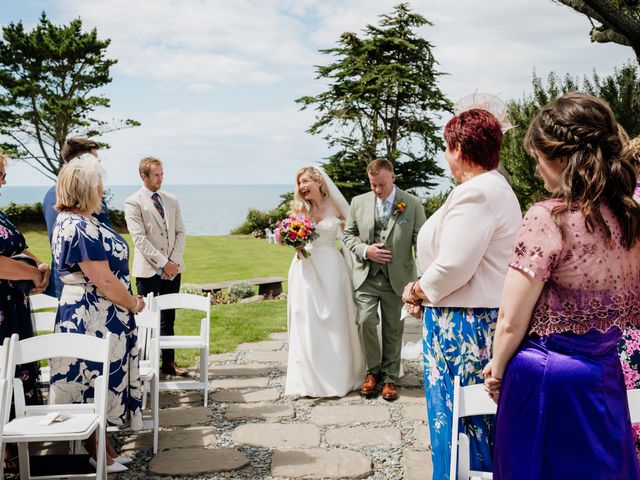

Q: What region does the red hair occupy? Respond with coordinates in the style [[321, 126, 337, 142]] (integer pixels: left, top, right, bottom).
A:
[[444, 109, 503, 170]]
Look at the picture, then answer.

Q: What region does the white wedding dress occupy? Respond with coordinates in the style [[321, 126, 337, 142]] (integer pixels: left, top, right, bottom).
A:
[[285, 216, 365, 397]]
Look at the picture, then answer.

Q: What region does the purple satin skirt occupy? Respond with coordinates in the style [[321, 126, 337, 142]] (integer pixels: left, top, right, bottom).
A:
[[494, 328, 640, 479]]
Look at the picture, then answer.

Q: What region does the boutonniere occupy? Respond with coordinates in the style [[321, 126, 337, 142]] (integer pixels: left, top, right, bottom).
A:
[[393, 201, 407, 215]]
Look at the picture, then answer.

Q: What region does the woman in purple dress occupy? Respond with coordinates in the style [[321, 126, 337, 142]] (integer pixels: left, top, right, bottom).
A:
[[484, 92, 640, 479]]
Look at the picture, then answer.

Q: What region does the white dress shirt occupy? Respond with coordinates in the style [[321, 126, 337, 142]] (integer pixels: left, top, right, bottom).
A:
[[143, 186, 168, 271], [416, 170, 521, 308]]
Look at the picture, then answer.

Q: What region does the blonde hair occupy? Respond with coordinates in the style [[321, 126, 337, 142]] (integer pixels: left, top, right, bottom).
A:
[[139, 157, 163, 176], [0, 152, 6, 169], [290, 167, 328, 214], [55, 154, 104, 213]]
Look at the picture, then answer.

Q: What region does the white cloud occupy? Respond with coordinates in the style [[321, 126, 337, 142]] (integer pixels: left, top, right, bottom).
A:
[[2, 0, 636, 187]]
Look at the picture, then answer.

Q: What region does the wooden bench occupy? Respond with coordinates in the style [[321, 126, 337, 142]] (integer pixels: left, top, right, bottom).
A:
[[196, 276, 286, 297]]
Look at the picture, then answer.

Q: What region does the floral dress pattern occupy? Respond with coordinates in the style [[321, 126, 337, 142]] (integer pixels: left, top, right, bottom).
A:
[[49, 212, 142, 429], [619, 179, 640, 455], [0, 211, 40, 405], [423, 306, 495, 480]]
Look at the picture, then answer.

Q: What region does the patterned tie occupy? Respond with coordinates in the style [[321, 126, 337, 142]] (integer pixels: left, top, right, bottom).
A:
[[151, 192, 165, 219], [381, 200, 391, 222]]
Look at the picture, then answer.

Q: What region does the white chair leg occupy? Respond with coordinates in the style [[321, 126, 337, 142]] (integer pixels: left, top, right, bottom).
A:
[[18, 443, 29, 480], [96, 427, 106, 480], [152, 377, 159, 454], [200, 349, 208, 407]]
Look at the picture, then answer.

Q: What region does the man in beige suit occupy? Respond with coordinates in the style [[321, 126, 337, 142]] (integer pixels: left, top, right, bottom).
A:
[[125, 157, 187, 376]]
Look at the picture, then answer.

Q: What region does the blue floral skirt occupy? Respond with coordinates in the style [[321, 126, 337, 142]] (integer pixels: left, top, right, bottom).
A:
[[423, 306, 496, 480]]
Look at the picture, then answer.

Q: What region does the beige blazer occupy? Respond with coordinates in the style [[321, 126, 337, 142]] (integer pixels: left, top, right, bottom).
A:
[[124, 188, 186, 278]]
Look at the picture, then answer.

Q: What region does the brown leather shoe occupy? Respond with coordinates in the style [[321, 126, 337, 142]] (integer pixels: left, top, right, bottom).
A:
[[381, 383, 398, 402], [161, 362, 189, 377], [360, 373, 380, 397]]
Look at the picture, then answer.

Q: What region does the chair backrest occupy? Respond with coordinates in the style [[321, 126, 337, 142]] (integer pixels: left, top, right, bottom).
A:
[[153, 293, 211, 314], [33, 311, 57, 334], [29, 293, 59, 311], [628, 388, 640, 423], [0, 336, 10, 380], [135, 307, 160, 364], [450, 376, 496, 480], [7, 332, 113, 418]]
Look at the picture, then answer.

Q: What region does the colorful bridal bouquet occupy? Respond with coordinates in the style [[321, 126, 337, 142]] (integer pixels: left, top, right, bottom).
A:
[[274, 214, 318, 259]]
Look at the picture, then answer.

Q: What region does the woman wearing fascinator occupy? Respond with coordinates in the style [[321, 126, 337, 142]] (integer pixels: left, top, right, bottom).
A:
[[284, 167, 365, 397], [401, 94, 521, 479]]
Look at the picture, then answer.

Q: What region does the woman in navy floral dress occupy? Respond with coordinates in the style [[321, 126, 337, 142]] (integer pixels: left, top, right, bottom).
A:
[[0, 153, 50, 465], [49, 156, 145, 472]]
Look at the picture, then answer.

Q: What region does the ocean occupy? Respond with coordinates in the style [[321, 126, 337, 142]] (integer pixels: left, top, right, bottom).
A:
[[0, 185, 290, 236]]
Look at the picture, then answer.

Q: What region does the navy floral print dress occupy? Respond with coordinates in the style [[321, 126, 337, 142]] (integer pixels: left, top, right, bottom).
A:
[[0, 211, 40, 404], [49, 212, 142, 429]]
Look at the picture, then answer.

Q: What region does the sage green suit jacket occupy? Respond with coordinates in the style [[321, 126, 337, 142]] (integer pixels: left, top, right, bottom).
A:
[[343, 188, 426, 296]]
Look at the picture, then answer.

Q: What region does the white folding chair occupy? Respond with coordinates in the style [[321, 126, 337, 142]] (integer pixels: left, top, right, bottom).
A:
[[264, 228, 276, 244], [29, 294, 59, 311], [450, 376, 496, 480], [628, 388, 640, 423], [135, 307, 160, 454], [3, 332, 113, 480], [0, 378, 9, 479], [155, 293, 211, 406]]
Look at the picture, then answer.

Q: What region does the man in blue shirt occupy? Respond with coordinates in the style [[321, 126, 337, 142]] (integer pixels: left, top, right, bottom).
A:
[[43, 138, 111, 297]]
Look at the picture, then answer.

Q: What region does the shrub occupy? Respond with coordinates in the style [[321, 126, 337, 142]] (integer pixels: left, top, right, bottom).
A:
[[228, 281, 254, 301], [232, 192, 292, 235], [3, 202, 44, 225], [423, 190, 450, 219]]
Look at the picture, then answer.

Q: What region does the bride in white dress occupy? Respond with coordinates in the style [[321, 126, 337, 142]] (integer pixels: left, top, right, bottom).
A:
[[284, 166, 365, 397]]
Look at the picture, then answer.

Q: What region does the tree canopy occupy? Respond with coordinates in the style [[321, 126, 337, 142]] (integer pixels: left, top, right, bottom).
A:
[[501, 63, 640, 210], [0, 13, 139, 180], [554, 0, 640, 63], [297, 3, 452, 200]]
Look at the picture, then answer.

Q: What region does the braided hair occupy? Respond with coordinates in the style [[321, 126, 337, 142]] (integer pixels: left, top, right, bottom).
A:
[[524, 92, 640, 249]]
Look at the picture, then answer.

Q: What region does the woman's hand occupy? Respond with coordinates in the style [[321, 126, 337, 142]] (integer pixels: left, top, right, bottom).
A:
[[482, 360, 502, 404], [33, 263, 50, 293], [402, 282, 418, 304], [405, 302, 423, 319], [129, 295, 146, 314]]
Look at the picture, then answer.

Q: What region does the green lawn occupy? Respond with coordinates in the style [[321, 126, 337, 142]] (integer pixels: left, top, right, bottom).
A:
[[24, 231, 293, 366]]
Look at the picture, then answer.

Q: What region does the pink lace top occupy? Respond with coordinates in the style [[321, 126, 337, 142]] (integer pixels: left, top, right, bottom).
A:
[[510, 199, 640, 336]]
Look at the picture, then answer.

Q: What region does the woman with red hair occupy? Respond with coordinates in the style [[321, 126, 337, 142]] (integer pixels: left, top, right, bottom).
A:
[[402, 108, 521, 479]]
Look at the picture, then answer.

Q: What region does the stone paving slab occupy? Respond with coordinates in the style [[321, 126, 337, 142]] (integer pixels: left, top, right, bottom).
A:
[[225, 404, 295, 421], [383, 388, 425, 405], [159, 391, 204, 408], [403, 333, 422, 343], [160, 406, 213, 426], [271, 449, 373, 479], [236, 340, 285, 351], [208, 352, 237, 363], [401, 405, 427, 422], [398, 374, 423, 387], [212, 387, 280, 403], [121, 427, 217, 451], [210, 376, 270, 389], [325, 426, 402, 447], [150, 447, 249, 475], [310, 405, 389, 425], [209, 363, 271, 377], [402, 449, 433, 480], [412, 425, 431, 450], [269, 332, 288, 341], [232, 423, 321, 448], [313, 392, 363, 405], [243, 351, 289, 363]]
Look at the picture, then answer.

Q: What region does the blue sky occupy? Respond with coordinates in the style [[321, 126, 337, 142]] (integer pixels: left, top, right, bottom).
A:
[[0, 0, 633, 186]]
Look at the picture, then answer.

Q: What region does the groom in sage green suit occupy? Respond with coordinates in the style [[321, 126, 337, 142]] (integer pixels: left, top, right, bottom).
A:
[[343, 159, 426, 401]]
